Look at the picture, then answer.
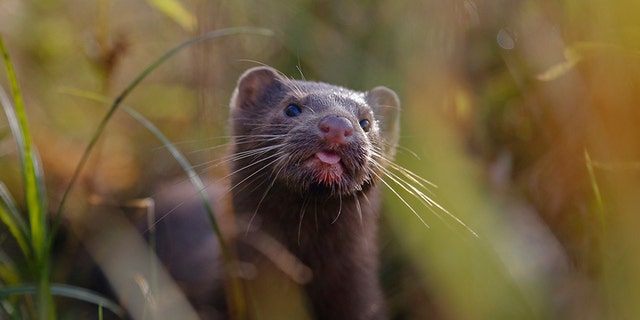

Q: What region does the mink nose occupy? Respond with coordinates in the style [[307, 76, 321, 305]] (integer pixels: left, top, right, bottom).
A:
[[319, 115, 353, 145]]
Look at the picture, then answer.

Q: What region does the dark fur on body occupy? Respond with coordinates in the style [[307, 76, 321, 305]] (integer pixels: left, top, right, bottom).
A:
[[228, 67, 400, 319], [150, 67, 401, 319]]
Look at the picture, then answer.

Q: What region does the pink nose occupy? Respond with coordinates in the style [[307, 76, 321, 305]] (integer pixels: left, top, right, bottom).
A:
[[319, 115, 353, 145]]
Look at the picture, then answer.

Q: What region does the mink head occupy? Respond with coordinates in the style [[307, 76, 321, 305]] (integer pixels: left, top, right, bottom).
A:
[[229, 66, 400, 197]]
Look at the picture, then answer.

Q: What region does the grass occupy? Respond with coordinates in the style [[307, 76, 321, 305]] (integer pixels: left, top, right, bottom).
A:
[[0, 28, 271, 319], [2, 1, 640, 319], [1, 33, 126, 319], [0, 35, 56, 319]]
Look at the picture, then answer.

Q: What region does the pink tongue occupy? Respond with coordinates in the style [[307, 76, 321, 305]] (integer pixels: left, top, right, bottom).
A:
[[316, 151, 341, 164]]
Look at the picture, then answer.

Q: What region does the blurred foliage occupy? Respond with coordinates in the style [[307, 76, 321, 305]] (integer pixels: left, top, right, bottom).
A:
[[1, 0, 640, 319]]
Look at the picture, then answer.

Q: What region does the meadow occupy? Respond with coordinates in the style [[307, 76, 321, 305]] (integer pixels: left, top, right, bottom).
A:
[[1, 0, 640, 319]]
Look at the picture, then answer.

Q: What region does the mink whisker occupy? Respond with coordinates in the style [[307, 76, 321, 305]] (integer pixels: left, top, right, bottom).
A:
[[374, 161, 439, 208], [296, 65, 306, 81], [301, 104, 316, 114], [146, 179, 217, 232], [246, 153, 289, 234], [371, 154, 478, 237], [188, 138, 282, 164], [152, 136, 231, 151], [354, 193, 363, 227], [233, 134, 285, 140], [331, 194, 343, 224], [187, 142, 233, 155], [227, 154, 285, 193], [371, 148, 438, 190], [195, 143, 286, 170], [371, 171, 431, 229], [276, 75, 305, 98], [393, 144, 422, 160], [377, 164, 438, 209], [383, 161, 439, 189], [297, 198, 310, 245]]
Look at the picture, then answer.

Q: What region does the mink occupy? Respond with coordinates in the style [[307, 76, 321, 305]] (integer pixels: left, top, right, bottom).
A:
[[154, 66, 400, 319]]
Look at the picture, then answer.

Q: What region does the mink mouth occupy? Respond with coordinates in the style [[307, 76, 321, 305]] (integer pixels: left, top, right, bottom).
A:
[[276, 142, 370, 195], [303, 150, 346, 185], [316, 150, 341, 165]]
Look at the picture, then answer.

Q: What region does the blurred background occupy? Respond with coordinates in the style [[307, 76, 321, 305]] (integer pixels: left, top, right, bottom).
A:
[[2, 0, 640, 319]]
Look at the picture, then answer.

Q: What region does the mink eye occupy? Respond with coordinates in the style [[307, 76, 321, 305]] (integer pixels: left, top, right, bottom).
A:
[[284, 104, 302, 117], [359, 119, 371, 132]]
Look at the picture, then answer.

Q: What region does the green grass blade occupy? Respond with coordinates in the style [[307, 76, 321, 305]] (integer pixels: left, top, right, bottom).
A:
[[128, 109, 226, 237], [0, 35, 53, 319], [0, 182, 31, 259], [584, 149, 606, 232], [51, 284, 124, 318], [146, 0, 196, 31], [0, 37, 48, 259], [0, 265, 20, 288], [0, 284, 124, 318]]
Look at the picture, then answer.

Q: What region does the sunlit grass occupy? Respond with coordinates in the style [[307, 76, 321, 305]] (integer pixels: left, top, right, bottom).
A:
[[1, 27, 273, 318], [0, 35, 56, 319], [54, 27, 272, 320], [1, 0, 640, 319], [1, 34, 128, 319], [1, 25, 277, 318]]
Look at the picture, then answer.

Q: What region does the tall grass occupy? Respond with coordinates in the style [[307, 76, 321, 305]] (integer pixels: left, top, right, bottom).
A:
[[0, 34, 126, 319], [0, 35, 56, 319], [54, 27, 271, 320], [2, 1, 640, 319], [1, 27, 271, 319]]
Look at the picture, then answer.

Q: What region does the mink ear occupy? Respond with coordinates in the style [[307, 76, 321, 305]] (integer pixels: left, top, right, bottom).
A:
[[230, 66, 285, 110], [366, 86, 401, 157]]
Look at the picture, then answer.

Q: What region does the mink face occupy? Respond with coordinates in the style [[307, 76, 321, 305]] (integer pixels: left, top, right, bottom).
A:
[[230, 67, 400, 197]]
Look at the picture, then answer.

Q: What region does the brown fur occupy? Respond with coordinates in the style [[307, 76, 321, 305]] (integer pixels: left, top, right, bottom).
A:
[[228, 67, 399, 319], [153, 67, 400, 319]]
